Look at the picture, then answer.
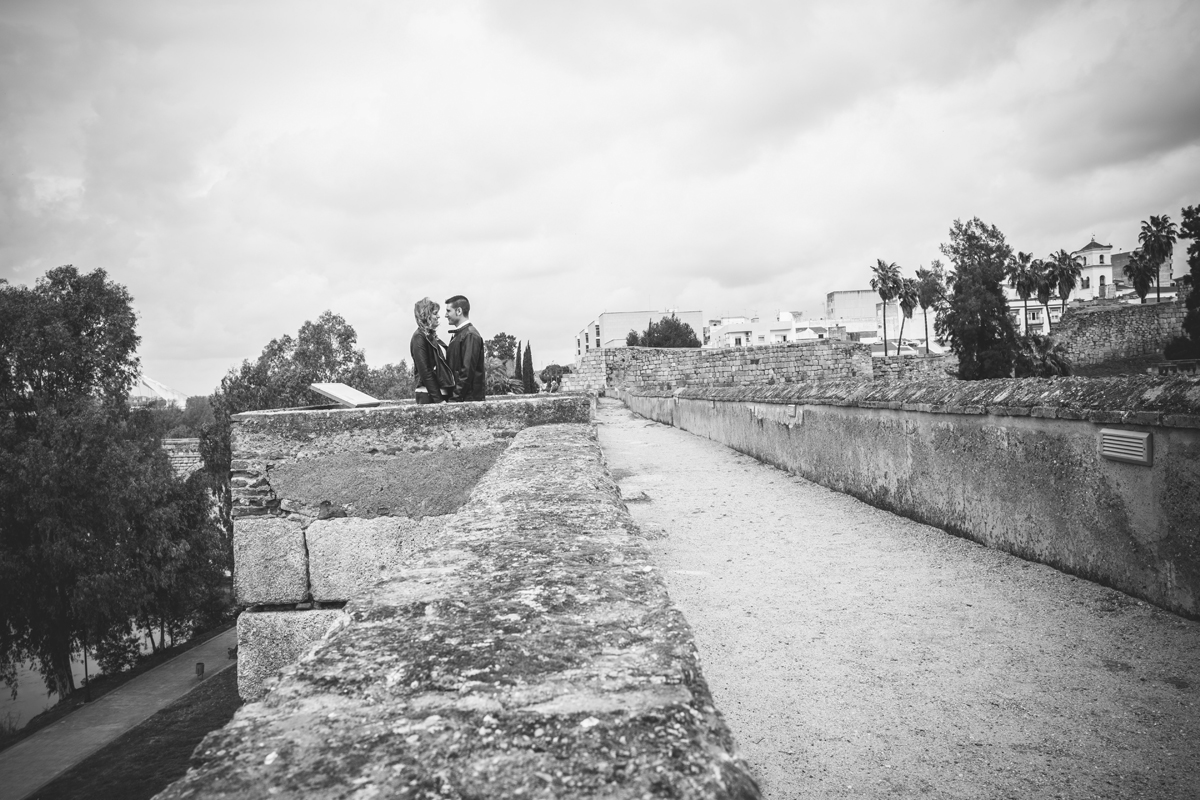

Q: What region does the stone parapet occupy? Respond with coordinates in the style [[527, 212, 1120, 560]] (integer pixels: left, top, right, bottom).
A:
[[871, 352, 958, 382], [161, 423, 760, 799]]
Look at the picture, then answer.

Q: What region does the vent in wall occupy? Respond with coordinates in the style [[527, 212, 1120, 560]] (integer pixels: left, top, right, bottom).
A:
[[1099, 428, 1153, 466]]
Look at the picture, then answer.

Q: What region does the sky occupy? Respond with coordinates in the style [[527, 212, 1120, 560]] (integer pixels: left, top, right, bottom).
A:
[[2, 0, 1198, 397]]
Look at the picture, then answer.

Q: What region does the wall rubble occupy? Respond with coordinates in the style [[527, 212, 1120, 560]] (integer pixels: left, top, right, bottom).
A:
[[161, 423, 761, 800], [619, 376, 1200, 617]]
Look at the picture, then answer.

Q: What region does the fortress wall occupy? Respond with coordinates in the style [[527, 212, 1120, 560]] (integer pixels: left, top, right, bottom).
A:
[[229, 395, 591, 700], [1053, 299, 1186, 365], [563, 341, 957, 394], [161, 423, 760, 800], [620, 377, 1200, 618], [562, 340, 875, 393]]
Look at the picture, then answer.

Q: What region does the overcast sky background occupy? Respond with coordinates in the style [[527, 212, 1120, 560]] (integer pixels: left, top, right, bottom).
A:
[[2, 0, 1199, 396]]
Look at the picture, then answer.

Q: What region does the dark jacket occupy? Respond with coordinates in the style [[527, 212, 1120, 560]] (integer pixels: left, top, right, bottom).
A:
[[410, 329, 449, 401], [446, 322, 485, 401]]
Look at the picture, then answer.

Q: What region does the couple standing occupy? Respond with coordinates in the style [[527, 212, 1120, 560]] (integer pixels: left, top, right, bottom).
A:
[[410, 295, 485, 404]]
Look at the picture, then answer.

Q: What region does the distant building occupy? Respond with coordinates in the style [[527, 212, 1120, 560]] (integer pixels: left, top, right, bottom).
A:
[[574, 310, 707, 361], [826, 290, 878, 320], [129, 375, 190, 408], [706, 311, 854, 348]]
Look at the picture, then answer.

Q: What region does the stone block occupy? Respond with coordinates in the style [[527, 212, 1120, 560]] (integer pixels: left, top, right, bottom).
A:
[[306, 516, 450, 602], [236, 609, 346, 701], [234, 517, 309, 605]]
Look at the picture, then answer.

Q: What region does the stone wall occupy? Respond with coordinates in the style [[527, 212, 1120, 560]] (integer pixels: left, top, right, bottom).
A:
[[562, 341, 875, 393], [229, 395, 591, 699], [161, 423, 760, 800], [871, 352, 958, 382], [1053, 299, 1186, 366], [161, 437, 202, 477], [619, 376, 1200, 618]]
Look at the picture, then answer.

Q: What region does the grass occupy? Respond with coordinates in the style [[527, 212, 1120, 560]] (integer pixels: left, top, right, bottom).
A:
[[0, 619, 235, 755], [26, 665, 242, 800]]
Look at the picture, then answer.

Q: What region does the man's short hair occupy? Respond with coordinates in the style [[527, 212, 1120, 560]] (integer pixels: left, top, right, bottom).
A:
[[445, 295, 470, 317]]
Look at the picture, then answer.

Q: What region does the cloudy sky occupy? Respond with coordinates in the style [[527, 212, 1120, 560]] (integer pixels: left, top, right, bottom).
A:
[[2, 0, 1198, 396]]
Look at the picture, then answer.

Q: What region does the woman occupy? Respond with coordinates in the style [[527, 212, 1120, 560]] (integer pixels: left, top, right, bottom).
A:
[[410, 297, 453, 404]]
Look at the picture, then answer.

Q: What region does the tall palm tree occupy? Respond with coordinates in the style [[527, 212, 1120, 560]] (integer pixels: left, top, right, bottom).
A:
[[1006, 251, 1038, 335], [1139, 214, 1178, 303], [896, 277, 919, 351], [1123, 249, 1156, 303], [1034, 258, 1053, 334], [1049, 249, 1082, 316], [915, 260, 946, 352], [869, 259, 902, 356]]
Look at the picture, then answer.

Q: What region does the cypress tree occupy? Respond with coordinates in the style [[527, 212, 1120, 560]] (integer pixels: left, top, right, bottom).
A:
[[513, 340, 523, 382], [523, 343, 536, 393]]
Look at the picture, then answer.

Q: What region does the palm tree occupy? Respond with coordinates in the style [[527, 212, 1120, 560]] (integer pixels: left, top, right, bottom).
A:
[[915, 260, 946, 352], [1123, 249, 1156, 303], [1048, 249, 1082, 317], [1006, 251, 1038, 335], [869, 259, 902, 356], [1139, 214, 1178, 303], [896, 277, 919, 351], [1034, 258, 1053, 334]]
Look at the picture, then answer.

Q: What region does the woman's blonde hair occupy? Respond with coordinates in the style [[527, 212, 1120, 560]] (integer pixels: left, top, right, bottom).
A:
[[414, 297, 440, 335]]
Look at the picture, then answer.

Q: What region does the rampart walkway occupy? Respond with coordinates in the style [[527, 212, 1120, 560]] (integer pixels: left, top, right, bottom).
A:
[[596, 397, 1200, 799]]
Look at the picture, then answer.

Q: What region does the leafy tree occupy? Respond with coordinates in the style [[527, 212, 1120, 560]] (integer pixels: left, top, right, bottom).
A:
[[539, 364, 571, 392], [1139, 214, 1178, 303], [869, 259, 902, 356], [1006, 251, 1039, 333], [935, 217, 1019, 379], [1033, 258, 1054, 329], [1014, 334, 1072, 378], [1123, 250, 1156, 304], [514, 340, 523, 384], [522, 343, 536, 394], [915, 261, 946, 350], [359, 362, 414, 400], [484, 357, 514, 395], [1165, 204, 1200, 358], [625, 330, 639, 346], [1049, 249, 1082, 314], [896, 277, 919, 348], [484, 333, 517, 363], [0, 268, 227, 701], [628, 315, 701, 348]]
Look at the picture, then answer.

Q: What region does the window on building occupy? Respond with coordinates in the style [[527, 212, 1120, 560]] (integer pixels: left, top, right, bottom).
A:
[[1081, 277, 1090, 289], [1028, 309, 1042, 322], [757, 335, 765, 343], [734, 336, 743, 346], [585, 332, 589, 343], [595, 325, 600, 340], [1099, 254, 1105, 264], [1049, 308, 1062, 322], [1100, 275, 1106, 285]]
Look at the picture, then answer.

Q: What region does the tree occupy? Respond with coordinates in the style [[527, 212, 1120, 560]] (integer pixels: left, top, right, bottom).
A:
[[915, 261, 946, 350], [1006, 252, 1039, 334], [869, 259, 902, 356], [1033, 258, 1054, 329], [1014, 334, 1072, 378], [484, 333, 517, 363], [539, 364, 571, 392], [1139, 214, 1178, 303], [484, 357, 514, 395], [359, 362, 414, 400], [895, 277, 919, 349], [521, 343, 536, 394], [514, 340, 523, 384], [935, 217, 1019, 379], [1048, 249, 1082, 314], [0, 267, 227, 701], [1165, 204, 1200, 358], [629, 315, 701, 348], [625, 330, 639, 346], [1123, 250, 1157, 304]]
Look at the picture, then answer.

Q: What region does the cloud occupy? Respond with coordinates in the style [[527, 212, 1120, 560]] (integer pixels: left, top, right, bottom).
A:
[[0, 0, 1197, 395]]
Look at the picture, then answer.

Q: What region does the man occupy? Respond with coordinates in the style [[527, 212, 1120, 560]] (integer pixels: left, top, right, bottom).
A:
[[444, 295, 485, 401]]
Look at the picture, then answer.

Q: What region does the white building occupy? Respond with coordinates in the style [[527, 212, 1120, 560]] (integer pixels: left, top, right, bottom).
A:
[[574, 310, 707, 361], [706, 311, 855, 348]]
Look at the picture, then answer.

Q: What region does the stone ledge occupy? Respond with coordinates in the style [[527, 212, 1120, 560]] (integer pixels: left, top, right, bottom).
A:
[[161, 423, 760, 799], [624, 375, 1200, 429]]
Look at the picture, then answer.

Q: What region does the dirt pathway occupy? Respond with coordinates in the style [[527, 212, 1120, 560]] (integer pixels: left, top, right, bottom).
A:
[[595, 397, 1200, 800]]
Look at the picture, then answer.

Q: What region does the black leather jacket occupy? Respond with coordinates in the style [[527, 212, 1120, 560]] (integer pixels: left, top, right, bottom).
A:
[[446, 322, 486, 401], [410, 329, 447, 400]]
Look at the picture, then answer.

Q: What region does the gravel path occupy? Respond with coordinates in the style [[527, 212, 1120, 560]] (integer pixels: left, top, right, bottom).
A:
[[595, 398, 1200, 800]]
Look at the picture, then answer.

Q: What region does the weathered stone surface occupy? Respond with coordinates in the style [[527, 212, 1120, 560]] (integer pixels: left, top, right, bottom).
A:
[[1052, 298, 1187, 366], [234, 518, 309, 605], [236, 609, 347, 701], [307, 515, 450, 602], [161, 424, 760, 799]]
